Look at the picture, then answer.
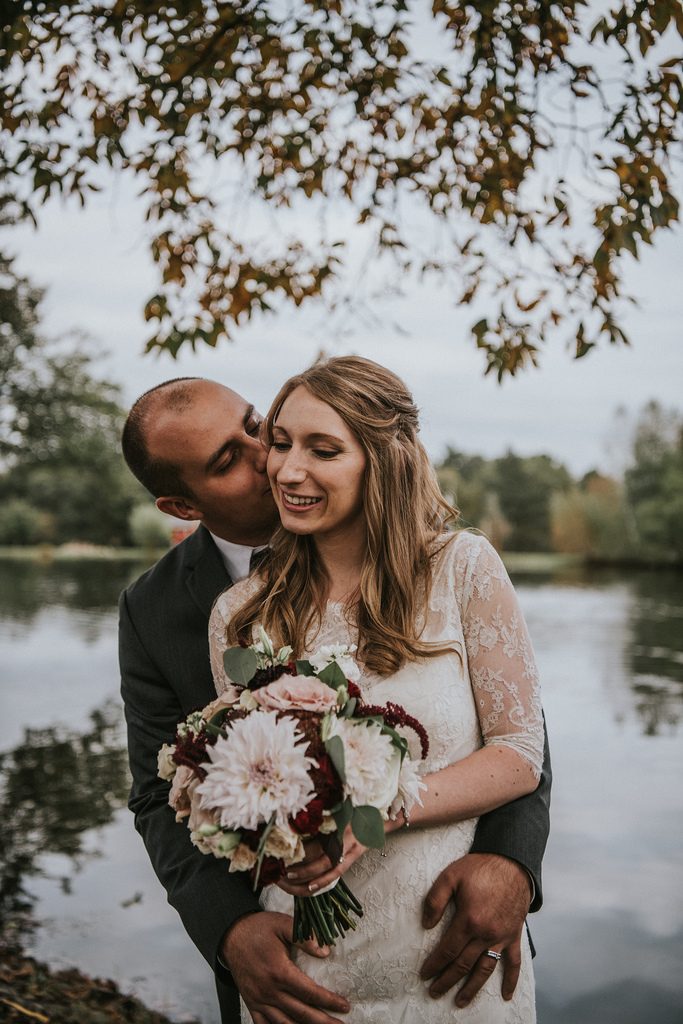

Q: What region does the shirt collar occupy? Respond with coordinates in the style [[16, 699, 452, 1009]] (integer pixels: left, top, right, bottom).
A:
[[208, 532, 267, 583]]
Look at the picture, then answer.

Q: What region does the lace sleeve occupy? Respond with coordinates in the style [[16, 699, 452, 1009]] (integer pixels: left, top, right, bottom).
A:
[[208, 578, 260, 696], [454, 532, 545, 779]]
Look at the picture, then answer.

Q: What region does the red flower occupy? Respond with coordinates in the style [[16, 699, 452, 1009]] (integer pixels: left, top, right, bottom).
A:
[[354, 701, 429, 759], [239, 827, 263, 852], [172, 728, 209, 778], [291, 797, 325, 836], [248, 662, 295, 692], [252, 856, 285, 887], [347, 681, 362, 700], [309, 753, 343, 808]]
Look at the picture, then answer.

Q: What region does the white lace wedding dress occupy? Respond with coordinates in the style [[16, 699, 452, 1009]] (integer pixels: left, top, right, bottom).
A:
[[209, 531, 543, 1023]]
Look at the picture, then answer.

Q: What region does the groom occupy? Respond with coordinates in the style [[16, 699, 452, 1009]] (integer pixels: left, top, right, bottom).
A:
[[119, 376, 551, 1024]]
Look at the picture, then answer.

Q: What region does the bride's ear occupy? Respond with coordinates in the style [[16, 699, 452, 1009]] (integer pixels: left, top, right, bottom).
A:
[[155, 495, 202, 522]]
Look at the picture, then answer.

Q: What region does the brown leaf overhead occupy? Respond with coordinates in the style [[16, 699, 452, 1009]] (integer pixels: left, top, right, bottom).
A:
[[1, 1, 681, 374]]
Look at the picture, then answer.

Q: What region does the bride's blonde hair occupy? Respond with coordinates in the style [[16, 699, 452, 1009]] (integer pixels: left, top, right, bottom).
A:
[[228, 356, 459, 676]]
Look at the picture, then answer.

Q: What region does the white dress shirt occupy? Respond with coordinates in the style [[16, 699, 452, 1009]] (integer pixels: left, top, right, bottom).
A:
[[208, 533, 266, 583]]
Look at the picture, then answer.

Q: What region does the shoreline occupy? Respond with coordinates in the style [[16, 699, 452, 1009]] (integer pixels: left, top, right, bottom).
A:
[[1, 545, 681, 572], [0, 946, 195, 1024]]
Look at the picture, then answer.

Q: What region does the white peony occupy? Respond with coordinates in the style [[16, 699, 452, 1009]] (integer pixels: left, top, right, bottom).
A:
[[309, 643, 361, 682], [195, 711, 316, 831], [329, 717, 401, 811]]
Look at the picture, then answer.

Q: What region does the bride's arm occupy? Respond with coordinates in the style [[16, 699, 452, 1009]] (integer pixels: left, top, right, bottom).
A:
[[389, 534, 543, 831]]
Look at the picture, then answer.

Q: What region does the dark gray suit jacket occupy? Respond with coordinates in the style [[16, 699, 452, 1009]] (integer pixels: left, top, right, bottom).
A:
[[119, 526, 551, 1022]]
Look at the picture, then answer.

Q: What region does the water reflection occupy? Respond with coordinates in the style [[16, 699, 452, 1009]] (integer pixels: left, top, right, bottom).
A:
[[0, 701, 129, 943], [0, 558, 681, 1023], [514, 566, 683, 736], [626, 571, 683, 735], [0, 558, 149, 630]]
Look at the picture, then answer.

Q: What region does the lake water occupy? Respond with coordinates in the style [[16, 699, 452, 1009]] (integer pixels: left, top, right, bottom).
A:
[[1, 557, 681, 1024]]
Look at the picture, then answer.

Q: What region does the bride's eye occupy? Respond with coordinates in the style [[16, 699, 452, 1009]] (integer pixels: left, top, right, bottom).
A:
[[271, 441, 291, 452], [314, 449, 339, 459]]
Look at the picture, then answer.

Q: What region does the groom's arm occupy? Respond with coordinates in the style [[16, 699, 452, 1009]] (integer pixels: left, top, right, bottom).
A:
[[419, 719, 551, 1007], [469, 714, 552, 911], [119, 590, 262, 970]]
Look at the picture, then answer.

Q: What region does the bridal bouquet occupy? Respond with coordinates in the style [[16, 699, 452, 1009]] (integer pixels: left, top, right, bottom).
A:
[[157, 628, 429, 947]]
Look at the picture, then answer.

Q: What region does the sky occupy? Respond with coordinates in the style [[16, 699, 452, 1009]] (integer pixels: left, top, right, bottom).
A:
[[2, 3, 681, 480], [5, 171, 680, 480]]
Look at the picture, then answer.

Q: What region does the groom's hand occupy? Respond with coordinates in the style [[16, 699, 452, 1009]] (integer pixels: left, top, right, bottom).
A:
[[420, 853, 531, 1007], [222, 910, 350, 1024]]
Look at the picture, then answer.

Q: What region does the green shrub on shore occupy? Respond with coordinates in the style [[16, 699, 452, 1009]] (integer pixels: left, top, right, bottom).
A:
[[0, 500, 53, 546], [128, 504, 173, 550]]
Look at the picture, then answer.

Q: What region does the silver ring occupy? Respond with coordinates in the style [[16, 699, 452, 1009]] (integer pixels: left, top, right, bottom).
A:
[[485, 950, 503, 962], [338, 854, 345, 865]]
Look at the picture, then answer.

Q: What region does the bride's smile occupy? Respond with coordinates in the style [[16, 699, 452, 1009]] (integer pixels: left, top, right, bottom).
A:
[[267, 384, 367, 546]]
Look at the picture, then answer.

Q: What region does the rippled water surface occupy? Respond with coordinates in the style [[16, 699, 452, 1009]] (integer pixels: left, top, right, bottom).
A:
[[1, 558, 681, 1023]]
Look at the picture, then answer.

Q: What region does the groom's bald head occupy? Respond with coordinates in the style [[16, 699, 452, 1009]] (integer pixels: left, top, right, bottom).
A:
[[122, 377, 204, 498]]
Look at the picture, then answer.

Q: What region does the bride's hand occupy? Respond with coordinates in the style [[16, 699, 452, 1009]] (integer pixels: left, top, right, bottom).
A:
[[277, 825, 368, 897]]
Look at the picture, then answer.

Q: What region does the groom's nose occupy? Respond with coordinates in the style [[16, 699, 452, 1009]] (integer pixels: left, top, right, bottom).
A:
[[245, 434, 268, 473]]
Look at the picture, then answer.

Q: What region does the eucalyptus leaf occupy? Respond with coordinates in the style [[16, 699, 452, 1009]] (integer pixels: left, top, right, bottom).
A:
[[351, 805, 386, 849], [333, 797, 353, 834], [381, 724, 409, 760], [325, 734, 346, 784], [340, 697, 357, 718], [223, 645, 258, 686], [318, 662, 347, 689], [295, 659, 315, 676]]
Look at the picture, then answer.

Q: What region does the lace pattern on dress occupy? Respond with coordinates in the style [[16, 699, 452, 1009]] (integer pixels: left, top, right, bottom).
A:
[[442, 531, 544, 777], [207, 535, 540, 1024]]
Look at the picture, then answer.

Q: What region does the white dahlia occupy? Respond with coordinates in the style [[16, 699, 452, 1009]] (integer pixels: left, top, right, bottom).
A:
[[195, 711, 315, 831], [330, 718, 401, 811]]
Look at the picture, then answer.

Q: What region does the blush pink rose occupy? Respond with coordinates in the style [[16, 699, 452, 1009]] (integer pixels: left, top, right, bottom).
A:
[[168, 764, 195, 820], [253, 675, 337, 714], [202, 689, 240, 718], [187, 777, 217, 833]]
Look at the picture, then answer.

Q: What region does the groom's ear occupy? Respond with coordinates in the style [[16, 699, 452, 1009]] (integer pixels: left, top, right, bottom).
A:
[[156, 495, 202, 522]]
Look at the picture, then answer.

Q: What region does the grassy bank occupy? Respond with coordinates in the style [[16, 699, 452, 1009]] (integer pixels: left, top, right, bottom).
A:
[[0, 947, 196, 1024], [0, 544, 165, 562], [501, 552, 585, 573], [0, 545, 679, 572]]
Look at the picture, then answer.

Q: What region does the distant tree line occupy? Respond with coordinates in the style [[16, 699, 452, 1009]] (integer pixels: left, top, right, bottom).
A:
[[1, 252, 681, 562], [437, 402, 683, 564]]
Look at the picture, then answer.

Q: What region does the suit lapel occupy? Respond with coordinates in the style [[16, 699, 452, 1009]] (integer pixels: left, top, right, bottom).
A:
[[184, 526, 231, 618]]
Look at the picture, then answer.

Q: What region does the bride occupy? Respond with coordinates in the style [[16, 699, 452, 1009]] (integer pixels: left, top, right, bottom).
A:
[[209, 356, 543, 1023]]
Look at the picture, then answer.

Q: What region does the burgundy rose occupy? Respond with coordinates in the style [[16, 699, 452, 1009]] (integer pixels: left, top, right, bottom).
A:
[[291, 797, 325, 836], [252, 856, 285, 886], [309, 753, 343, 808]]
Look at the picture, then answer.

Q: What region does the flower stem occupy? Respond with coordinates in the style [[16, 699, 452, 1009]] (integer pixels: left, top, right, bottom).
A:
[[293, 878, 363, 948]]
